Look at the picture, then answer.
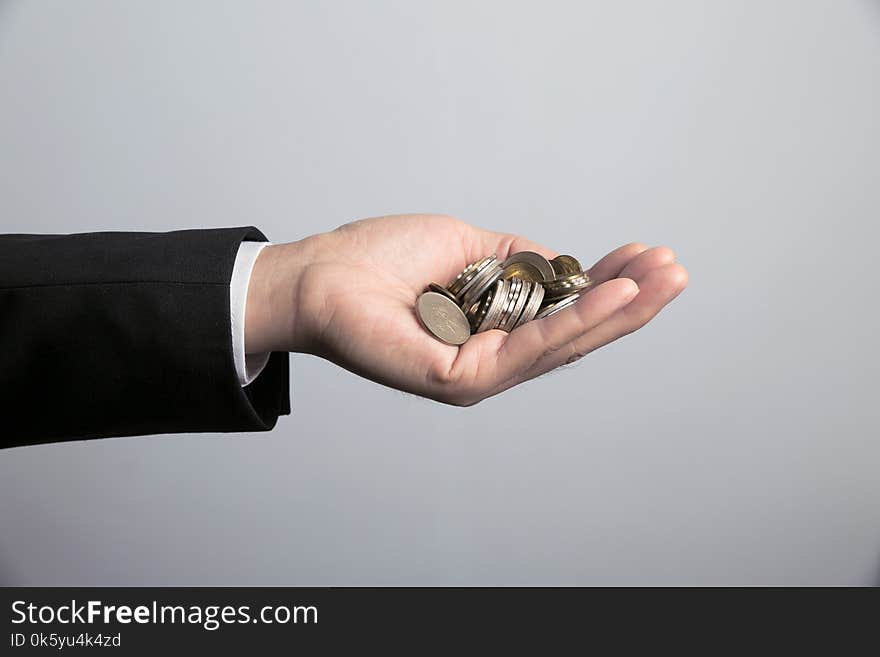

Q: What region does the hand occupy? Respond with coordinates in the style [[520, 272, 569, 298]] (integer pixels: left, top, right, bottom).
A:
[[245, 214, 688, 406]]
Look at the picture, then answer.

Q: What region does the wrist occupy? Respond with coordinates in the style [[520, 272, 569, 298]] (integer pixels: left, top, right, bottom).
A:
[[244, 236, 321, 354]]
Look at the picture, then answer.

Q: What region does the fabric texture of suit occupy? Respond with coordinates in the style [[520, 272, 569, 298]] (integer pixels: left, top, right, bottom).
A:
[[0, 226, 290, 448]]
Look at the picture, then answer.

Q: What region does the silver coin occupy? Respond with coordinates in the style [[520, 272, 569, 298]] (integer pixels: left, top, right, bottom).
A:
[[448, 255, 495, 296], [455, 255, 498, 300], [514, 281, 546, 329], [500, 280, 533, 332], [496, 278, 523, 332], [447, 256, 486, 295], [460, 261, 504, 310], [535, 293, 581, 320], [497, 279, 525, 332], [498, 278, 526, 332], [461, 261, 502, 308], [496, 280, 522, 333], [477, 279, 509, 332], [486, 278, 512, 331], [416, 292, 471, 345], [502, 251, 555, 282]]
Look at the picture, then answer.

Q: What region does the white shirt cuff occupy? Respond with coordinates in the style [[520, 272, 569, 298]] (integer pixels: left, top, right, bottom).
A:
[[230, 240, 272, 387]]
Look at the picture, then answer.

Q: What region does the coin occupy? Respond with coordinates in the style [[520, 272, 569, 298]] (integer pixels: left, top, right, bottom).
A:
[[514, 281, 545, 329], [417, 250, 591, 343], [496, 278, 523, 331], [501, 261, 544, 283], [457, 255, 498, 300], [550, 255, 582, 277], [447, 257, 485, 294], [542, 272, 592, 300], [500, 280, 532, 332], [460, 260, 504, 310], [502, 251, 555, 282], [448, 256, 495, 296], [428, 282, 458, 303], [416, 292, 471, 345], [466, 282, 495, 331], [535, 293, 581, 320], [477, 279, 509, 332]]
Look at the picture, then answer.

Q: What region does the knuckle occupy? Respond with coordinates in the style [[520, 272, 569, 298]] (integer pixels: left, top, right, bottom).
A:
[[619, 309, 656, 337], [504, 232, 526, 252], [538, 334, 570, 364], [563, 344, 589, 365]]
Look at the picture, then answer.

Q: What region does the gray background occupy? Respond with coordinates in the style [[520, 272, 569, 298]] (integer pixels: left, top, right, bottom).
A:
[[1, 0, 878, 585]]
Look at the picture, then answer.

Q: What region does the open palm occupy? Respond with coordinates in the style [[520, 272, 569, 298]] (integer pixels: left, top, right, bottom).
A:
[[275, 214, 688, 405]]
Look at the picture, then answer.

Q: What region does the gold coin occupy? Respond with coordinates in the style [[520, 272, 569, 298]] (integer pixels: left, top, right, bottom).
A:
[[466, 283, 495, 331], [428, 282, 458, 303], [501, 261, 545, 282], [502, 251, 555, 282], [542, 272, 592, 300], [550, 255, 583, 277]]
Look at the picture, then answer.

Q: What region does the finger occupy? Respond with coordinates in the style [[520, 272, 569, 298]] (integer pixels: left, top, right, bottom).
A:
[[489, 264, 687, 396], [586, 242, 649, 284], [617, 246, 676, 282], [561, 263, 688, 362], [479, 277, 640, 393]]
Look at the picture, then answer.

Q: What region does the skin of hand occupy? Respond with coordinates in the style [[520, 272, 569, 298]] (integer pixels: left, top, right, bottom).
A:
[[244, 214, 688, 406]]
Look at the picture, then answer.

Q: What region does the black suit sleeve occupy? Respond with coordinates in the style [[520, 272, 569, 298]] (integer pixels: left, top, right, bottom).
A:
[[0, 226, 290, 449]]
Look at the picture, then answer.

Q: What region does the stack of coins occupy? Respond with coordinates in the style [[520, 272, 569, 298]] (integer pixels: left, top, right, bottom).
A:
[[416, 251, 593, 345]]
